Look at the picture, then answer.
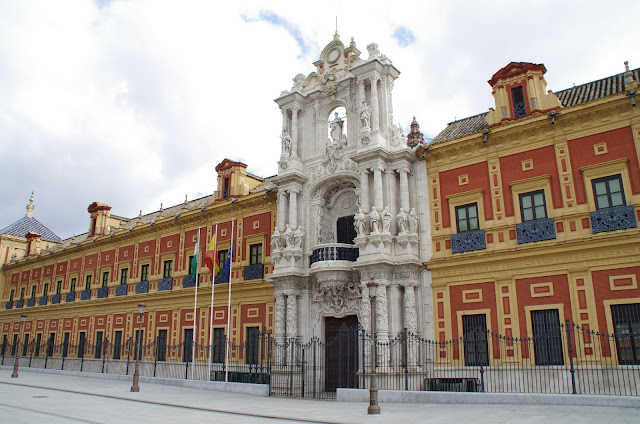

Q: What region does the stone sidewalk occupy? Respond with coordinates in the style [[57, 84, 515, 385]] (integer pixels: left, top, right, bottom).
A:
[[1, 368, 639, 423]]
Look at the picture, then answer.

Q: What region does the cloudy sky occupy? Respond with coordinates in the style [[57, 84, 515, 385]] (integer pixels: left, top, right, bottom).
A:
[[1, 0, 639, 240]]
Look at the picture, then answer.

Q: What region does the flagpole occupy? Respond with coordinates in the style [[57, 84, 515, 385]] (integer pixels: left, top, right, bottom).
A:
[[191, 227, 201, 379], [224, 218, 235, 383], [207, 223, 218, 379]]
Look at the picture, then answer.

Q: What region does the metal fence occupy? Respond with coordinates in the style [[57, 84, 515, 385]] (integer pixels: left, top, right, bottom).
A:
[[1, 321, 639, 399]]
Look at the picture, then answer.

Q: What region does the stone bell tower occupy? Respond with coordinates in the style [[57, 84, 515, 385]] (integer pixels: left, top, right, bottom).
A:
[[268, 32, 433, 347]]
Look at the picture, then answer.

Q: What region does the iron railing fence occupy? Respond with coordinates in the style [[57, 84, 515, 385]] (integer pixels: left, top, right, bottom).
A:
[[1, 321, 639, 399]]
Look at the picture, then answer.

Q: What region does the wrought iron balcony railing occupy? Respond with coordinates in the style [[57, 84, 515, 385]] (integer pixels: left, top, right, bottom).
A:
[[51, 294, 61, 304], [183, 274, 196, 288], [590, 205, 638, 234], [243, 264, 264, 280], [26, 298, 35, 307], [451, 229, 487, 254], [516, 218, 556, 244], [97, 287, 109, 299], [309, 244, 359, 267], [15, 299, 24, 308], [80, 290, 91, 301], [39, 296, 47, 306], [158, 277, 173, 291], [136, 280, 149, 294], [66, 292, 75, 303], [5, 301, 12, 310], [115, 284, 128, 296], [215, 270, 228, 285]]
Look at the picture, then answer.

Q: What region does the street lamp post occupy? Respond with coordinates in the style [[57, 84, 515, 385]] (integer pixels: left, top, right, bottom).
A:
[[367, 279, 380, 414], [11, 314, 27, 378], [131, 302, 146, 392]]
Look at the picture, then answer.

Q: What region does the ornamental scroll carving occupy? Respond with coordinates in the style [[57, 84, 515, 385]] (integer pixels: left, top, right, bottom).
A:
[[312, 281, 361, 320]]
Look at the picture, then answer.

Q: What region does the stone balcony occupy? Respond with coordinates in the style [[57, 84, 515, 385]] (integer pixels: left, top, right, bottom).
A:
[[590, 205, 638, 234], [451, 229, 487, 254], [516, 218, 556, 244]]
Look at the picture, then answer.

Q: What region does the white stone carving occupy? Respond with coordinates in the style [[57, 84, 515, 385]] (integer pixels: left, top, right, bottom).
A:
[[369, 206, 380, 234], [367, 43, 380, 59], [396, 209, 408, 235], [408, 208, 419, 234], [354, 208, 367, 236], [391, 122, 404, 147], [280, 128, 292, 157], [381, 207, 392, 234], [283, 224, 293, 248], [293, 227, 304, 249], [359, 101, 371, 129]]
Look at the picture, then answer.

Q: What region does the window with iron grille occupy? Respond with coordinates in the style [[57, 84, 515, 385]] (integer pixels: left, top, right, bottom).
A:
[[156, 329, 167, 362], [113, 331, 122, 360], [511, 86, 527, 118], [592, 174, 626, 209], [140, 264, 149, 282], [120, 268, 128, 285], [163, 260, 173, 278], [213, 328, 225, 363], [95, 331, 103, 359], [531, 309, 564, 366], [78, 332, 86, 359], [611, 303, 640, 365], [246, 326, 260, 365], [249, 244, 262, 265], [34, 333, 41, 357], [183, 329, 193, 363], [47, 333, 55, 357], [134, 330, 144, 361], [102, 272, 109, 288], [456, 203, 479, 232], [1, 335, 6, 356], [11, 334, 18, 356], [85, 275, 92, 291], [62, 333, 70, 358], [22, 334, 28, 357], [520, 190, 547, 221], [462, 314, 489, 366]]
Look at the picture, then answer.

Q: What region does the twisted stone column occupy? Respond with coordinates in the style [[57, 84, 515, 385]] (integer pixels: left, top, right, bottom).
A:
[[274, 294, 286, 344]]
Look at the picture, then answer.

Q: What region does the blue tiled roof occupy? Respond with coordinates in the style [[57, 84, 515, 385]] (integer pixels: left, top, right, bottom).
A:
[[0, 216, 61, 242]]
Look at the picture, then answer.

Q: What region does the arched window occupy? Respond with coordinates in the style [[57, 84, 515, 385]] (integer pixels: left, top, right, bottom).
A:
[[336, 215, 356, 244]]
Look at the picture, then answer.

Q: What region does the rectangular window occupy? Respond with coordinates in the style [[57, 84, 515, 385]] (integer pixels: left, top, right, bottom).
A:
[[531, 309, 564, 366], [213, 328, 225, 363], [85, 275, 92, 291], [134, 329, 144, 361], [120, 268, 128, 285], [218, 250, 229, 268], [11, 334, 18, 356], [183, 329, 193, 363], [188, 256, 195, 275], [70, 278, 76, 293], [246, 326, 260, 365], [102, 272, 109, 288], [78, 332, 86, 359], [163, 260, 173, 278], [43, 283, 49, 297], [337, 215, 357, 244], [20, 287, 25, 300], [113, 331, 122, 360], [593, 174, 626, 210], [611, 303, 640, 365], [56, 281, 62, 295], [249, 244, 262, 265], [223, 177, 230, 199], [511, 85, 526, 118], [156, 329, 167, 362], [9, 290, 14, 302], [34, 333, 41, 357], [456, 203, 479, 233], [31, 285, 37, 299], [520, 190, 547, 221], [95, 331, 103, 359], [140, 264, 149, 282], [22, 334, 29, 357], [62, 333, 70, 358], [462, 314, 489, 366], [1, 335, 6, 356], [47, 333, 55, 357]]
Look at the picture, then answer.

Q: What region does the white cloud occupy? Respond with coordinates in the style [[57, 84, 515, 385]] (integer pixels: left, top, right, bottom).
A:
[[1, 0, 639, 239]]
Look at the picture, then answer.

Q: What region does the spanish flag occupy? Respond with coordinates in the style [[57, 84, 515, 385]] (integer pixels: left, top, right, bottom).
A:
[[203, 235, 220, 276]]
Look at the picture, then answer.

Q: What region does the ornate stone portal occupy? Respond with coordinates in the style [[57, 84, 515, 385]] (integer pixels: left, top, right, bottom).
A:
[[268, 32, 433, 346]]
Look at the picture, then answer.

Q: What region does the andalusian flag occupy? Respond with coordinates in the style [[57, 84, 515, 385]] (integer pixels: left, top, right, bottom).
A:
[[203, 235, 220, 276], [191, 230, 200, 276]]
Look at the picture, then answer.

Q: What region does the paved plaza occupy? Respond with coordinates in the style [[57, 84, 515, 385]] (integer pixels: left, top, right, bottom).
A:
[[0, 368, 639, 423]]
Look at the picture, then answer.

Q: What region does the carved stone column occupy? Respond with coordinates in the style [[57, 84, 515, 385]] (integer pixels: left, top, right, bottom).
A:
[[387, 169, 397, 234], [277, 191, 287, 232], [399, 169, 410, 212], [288, 190, 298, 230], [370, 76, 379, 131], [359, 169, 370, 213], [403, 284, 418, 366], [373, 167, 384, 211], [286, 293, 298, 340], [387, 284, 402, 335], [359, 80, 366, 108], [375, 283, 390, 365], [291, 107, 299, 158], [274, 293, 286, 343]]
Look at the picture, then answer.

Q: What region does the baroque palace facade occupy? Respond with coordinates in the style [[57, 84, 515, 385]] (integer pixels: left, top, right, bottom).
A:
[[0, 159, 277, 364], [416, 61, 640, 366]]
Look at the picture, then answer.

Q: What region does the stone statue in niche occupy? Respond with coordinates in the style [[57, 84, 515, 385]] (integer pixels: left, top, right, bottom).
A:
[[329, 112, 345, 144], [283, 224, 293, 248], [280, 128, 292, 157], [381, 207, 392, 234], [354, 208, 367, 236], [396, 209, 408, 234], [369, 207, 380, 234], [293, 227, 304, 249], [271, 228, 282, 250], [408, 208, 419, 234], [359, 102, 371, 129]]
